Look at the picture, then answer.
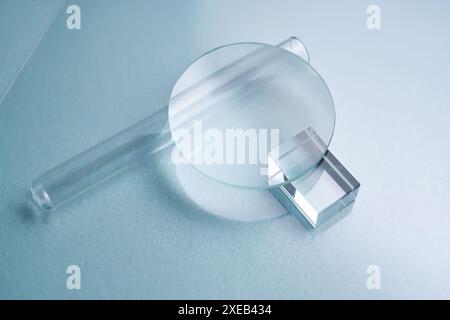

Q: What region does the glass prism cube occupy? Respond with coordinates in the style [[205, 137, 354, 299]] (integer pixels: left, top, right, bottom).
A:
[[269, 128, 360, 228]]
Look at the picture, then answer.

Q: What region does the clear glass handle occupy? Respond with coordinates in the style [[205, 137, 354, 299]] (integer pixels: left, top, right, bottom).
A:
[[30, 37, 309, 210], [31, 108, 171, 209]]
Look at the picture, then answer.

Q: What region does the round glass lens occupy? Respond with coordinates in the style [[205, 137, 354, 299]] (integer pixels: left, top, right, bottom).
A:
[[168, 43, 335, 189]]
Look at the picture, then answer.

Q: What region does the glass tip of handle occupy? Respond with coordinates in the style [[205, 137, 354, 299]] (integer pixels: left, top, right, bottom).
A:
[[31, 183, 53, 210]]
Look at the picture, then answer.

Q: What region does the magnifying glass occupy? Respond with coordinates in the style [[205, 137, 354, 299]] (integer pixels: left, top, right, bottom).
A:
[[30, 37, 359, 228]]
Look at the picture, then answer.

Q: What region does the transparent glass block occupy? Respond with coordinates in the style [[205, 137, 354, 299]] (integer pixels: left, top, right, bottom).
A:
[[269, 128, 360, 228]]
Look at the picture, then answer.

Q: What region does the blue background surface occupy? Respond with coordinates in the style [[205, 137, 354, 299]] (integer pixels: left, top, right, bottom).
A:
[[1, 0, 450, 299]]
